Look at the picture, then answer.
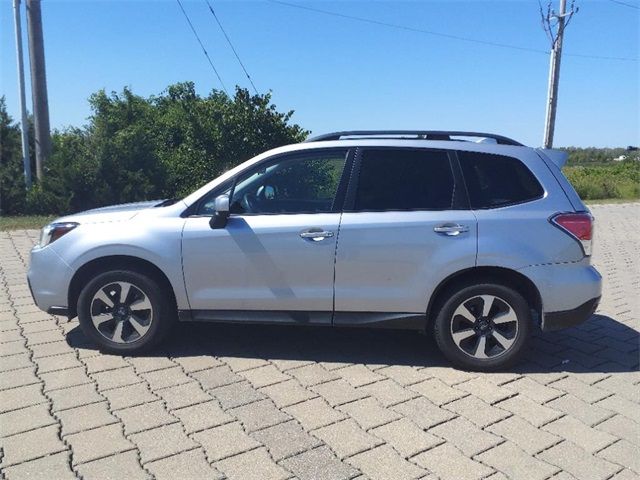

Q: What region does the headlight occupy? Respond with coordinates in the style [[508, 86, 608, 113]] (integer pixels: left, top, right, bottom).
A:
[[40, 222, 78, 247]]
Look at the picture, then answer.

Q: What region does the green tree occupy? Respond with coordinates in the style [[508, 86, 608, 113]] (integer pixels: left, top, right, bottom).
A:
[[0, 97, 28, 215], [562, 147, 636, 166], [28, 83, 308, 214], [154, 82, 308, 197]]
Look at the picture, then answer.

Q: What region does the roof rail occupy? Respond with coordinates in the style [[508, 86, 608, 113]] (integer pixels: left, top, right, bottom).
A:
[[306, 130, 524, 146]]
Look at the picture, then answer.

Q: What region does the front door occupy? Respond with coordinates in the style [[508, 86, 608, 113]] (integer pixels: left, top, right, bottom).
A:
[[181, 148, 350, 325]]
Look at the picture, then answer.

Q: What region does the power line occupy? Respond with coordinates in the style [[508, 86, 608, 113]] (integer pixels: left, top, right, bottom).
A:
[[176, 0, 228, 94], [267, 0, 638, 62], [205, 0, 259, 95], [608, 0, 639, 9], [268, 0, 546, 55]]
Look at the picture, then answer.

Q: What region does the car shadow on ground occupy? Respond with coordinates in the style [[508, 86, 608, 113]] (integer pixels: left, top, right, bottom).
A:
[[65, 313, 639, 374]]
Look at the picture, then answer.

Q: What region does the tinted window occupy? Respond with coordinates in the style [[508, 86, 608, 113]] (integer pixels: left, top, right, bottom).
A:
[[354, 149, 455, 211], [458, 151, 544, 209], [228, 150, 347, 214]]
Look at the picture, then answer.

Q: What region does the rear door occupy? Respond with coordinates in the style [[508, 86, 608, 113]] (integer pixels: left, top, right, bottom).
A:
[[333, 147, 477, 325]]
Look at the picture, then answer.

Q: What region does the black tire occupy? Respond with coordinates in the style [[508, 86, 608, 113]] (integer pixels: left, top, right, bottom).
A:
[[433, 282, 531, 371], [77, 269, 174, 354]]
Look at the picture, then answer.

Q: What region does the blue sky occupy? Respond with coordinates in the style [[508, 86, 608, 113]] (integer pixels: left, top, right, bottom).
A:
[[1, 0, 638, 147]]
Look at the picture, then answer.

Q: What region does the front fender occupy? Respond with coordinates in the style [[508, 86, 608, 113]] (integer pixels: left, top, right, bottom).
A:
[[51, 218, 190, 310]]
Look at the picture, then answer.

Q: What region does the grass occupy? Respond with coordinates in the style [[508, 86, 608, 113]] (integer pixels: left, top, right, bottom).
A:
[[0, 215, 55, 231], [585, 198, 639, 205]]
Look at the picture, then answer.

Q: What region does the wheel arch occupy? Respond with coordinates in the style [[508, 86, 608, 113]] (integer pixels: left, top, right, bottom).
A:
[[426, 266, 543, 330], [68, 255, 177, 319]]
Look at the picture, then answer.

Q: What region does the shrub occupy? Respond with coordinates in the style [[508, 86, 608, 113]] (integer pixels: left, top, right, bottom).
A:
[[563, 160, 640, 200], [0, 84, 308, 215]]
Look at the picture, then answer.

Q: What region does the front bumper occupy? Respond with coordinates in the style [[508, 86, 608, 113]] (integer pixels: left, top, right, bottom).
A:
[[541, 296, 600, 332], [27, 245, 73, 314]]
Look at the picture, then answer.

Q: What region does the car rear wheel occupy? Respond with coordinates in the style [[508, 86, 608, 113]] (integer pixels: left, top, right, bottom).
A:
[[77, 270, 173, 354], [433, 283, 531, 371]]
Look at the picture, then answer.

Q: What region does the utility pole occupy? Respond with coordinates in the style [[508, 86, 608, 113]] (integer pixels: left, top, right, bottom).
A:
[[13, 0, 32, 189], [13, 0, 31, 190], [541, 0, 578, 148], [26, 0, 51, 180]]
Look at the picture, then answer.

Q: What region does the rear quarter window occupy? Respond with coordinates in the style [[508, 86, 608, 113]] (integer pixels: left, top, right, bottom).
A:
[[458, 151, 544, 209]]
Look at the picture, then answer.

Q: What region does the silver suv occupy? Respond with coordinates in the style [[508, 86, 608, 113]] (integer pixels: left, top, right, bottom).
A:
[[28, 131, 602, 370]]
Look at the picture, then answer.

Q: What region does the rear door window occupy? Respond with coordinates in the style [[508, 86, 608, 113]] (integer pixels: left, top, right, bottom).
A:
[[458, 151, 544, 209], [353, 148, 456, 211]]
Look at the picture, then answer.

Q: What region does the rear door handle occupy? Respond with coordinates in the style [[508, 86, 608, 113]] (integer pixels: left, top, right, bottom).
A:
[[300, 229, 334, 241], [434, 223, 470, 236]]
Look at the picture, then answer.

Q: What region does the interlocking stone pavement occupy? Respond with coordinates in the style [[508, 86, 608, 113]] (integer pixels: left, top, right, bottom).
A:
[[1, 202, 639, 480]]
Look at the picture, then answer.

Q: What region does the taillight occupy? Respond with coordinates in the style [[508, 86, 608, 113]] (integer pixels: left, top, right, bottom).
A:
[[551, 212, 593, 256]]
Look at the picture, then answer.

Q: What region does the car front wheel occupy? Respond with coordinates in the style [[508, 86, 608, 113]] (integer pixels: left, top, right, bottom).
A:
[[77, 270, 173, 354], [433, 283, 531, 371]]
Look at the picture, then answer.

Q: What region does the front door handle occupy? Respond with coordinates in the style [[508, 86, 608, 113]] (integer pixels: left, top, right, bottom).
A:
[[434, 223, 470, 236], [300, 229, 334, 241]]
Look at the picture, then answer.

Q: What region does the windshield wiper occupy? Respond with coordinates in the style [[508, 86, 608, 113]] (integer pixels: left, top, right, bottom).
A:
[[155, 199, 179, 207]]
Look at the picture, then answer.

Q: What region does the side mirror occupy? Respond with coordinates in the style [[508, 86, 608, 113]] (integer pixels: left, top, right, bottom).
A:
[[209, 194, 230, 229]]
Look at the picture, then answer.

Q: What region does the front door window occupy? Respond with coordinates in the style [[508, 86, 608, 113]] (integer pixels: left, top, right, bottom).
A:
[[230, 152, 347, 215]]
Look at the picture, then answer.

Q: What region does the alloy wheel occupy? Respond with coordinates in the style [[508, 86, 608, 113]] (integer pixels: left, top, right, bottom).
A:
[[90, 281, 153, 344], [449, 294, 519, 359]]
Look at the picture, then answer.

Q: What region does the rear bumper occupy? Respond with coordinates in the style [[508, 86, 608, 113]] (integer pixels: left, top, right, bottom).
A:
[[541, 296, 600, 332], [518, 262, 602, 313]]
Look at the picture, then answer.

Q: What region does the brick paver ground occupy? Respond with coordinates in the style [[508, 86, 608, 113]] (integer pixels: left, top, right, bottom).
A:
[[1, 203, 638, 480]]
